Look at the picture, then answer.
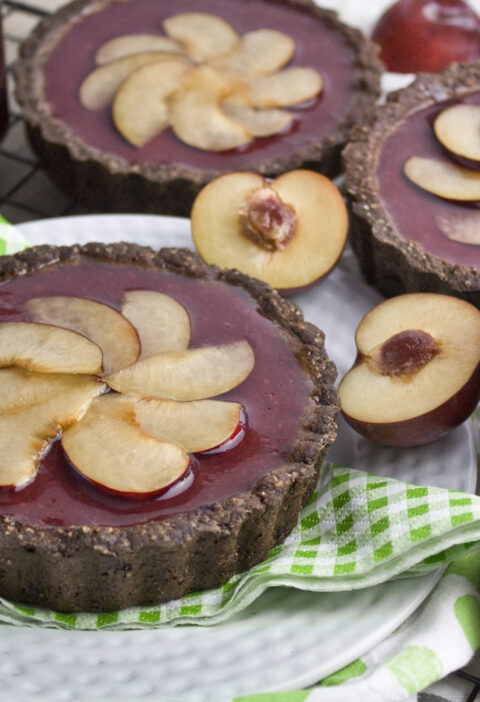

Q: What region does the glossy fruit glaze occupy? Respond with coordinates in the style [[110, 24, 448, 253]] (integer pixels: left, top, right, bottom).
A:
[[0, 257, 313, 527], [43, 0, 357, 169], [377, 90, 480, 269]]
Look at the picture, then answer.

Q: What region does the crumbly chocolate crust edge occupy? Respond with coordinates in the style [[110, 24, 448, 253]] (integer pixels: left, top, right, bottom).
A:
[[343, 62, 480, 305], [13, 0, 382, 215], [0, 243, 339, 612]]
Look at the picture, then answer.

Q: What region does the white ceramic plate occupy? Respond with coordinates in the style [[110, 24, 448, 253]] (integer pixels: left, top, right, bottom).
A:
[[0, 214, 474, 702]]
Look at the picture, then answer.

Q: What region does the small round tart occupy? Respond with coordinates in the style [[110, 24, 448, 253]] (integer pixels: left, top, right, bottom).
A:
[[0, 243, 338, 613], [344, 63, 480, 307], [14, 0, 381, 216]]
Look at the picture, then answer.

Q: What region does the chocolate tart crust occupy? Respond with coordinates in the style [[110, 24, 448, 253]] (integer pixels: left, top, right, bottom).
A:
[[343, 63, 480, 307], [0, 243, 338, 613], [14, 0, 382, 217]]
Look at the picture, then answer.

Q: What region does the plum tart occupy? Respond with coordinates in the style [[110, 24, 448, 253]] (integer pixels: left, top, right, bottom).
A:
[[344, 63, 480, 307], [14, 0, 381, 216], [0, 243, 338, 612]]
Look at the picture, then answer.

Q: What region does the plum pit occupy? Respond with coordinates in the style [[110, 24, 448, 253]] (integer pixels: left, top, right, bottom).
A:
[[239, 187, 297, 251], [370, 329, 439, 376]]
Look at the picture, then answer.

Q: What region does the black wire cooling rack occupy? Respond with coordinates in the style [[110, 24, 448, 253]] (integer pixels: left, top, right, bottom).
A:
[[0, 1, 479, 699], [0, 0, 91, 222]]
